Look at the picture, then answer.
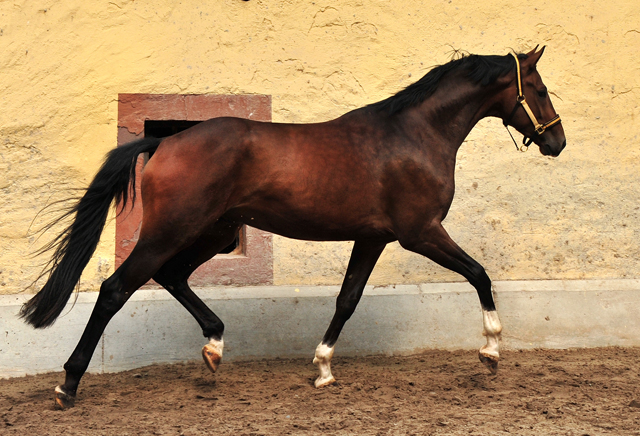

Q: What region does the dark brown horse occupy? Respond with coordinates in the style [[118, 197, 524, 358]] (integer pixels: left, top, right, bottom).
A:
[[21, 47, 565, 408]]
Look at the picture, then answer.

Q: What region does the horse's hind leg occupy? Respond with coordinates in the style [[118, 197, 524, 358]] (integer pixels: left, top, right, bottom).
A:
[[153, 219, 242, 373], [314, 240, 386, 388], [399, 223, 502, 375], [54, 237, 191, 409]]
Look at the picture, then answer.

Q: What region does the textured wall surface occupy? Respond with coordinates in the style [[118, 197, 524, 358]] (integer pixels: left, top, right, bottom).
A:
[[1, 0, 638, 294]]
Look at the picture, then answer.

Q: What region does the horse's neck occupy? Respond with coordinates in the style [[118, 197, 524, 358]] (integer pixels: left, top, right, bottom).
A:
[[409, 78, 505, 152]]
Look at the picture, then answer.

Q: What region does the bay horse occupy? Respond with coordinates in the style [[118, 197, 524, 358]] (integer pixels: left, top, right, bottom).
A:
[[21, 47, 565, 409]]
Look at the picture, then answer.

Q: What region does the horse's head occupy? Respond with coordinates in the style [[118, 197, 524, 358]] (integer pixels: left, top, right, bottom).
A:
[[503, 46, 566, 157]]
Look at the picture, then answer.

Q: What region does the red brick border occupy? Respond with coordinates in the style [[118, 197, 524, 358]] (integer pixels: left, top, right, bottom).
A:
[[116, 94, 273, 286]]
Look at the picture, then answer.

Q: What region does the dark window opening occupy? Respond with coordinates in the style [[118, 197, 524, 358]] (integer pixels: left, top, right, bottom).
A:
[[145, 120, 202, 138], [144, 119, 241, 255]]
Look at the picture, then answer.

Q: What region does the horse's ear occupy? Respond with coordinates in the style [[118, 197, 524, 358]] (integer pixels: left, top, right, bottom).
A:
[[523, 45, 545, 70]]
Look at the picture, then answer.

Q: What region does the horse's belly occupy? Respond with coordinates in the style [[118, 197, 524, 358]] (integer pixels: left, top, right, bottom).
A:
[[226, 208, 395, 242]]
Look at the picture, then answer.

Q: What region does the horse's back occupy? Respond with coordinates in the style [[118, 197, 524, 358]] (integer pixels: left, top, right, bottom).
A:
[[140, 115, 398, 241]]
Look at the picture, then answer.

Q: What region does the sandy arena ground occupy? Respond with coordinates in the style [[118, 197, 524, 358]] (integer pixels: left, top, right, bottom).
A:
[[1, 347, 639, 435]]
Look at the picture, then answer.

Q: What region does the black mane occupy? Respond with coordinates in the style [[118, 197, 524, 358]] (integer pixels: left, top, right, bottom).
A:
[[368, 52, 526, 115]]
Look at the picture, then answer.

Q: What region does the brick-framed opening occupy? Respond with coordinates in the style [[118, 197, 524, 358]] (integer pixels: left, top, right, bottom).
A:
[[116, 94, 273, 286]]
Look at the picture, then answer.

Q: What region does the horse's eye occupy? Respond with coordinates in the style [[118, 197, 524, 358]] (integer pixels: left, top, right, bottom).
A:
[[537, 88, 548, 98]]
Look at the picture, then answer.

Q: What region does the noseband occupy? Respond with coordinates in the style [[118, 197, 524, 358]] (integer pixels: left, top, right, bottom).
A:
[[503, 52, 562, 151]]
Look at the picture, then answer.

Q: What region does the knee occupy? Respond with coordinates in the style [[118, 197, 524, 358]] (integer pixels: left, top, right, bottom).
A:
[[469, 264, 491, 290], [96, 277, 128, 314]]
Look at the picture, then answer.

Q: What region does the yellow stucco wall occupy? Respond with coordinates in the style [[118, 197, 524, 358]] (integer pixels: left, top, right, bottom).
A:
[[1, 0, 638, 294]]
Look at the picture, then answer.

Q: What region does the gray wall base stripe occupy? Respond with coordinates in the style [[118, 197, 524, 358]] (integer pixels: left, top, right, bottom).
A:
[[1, 279, 639, 378]]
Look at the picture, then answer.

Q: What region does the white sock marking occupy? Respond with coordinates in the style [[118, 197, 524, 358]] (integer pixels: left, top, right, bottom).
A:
[[207, 337, 224, 357], [480, 309, 502, 359], [313, 342, 336, 388]]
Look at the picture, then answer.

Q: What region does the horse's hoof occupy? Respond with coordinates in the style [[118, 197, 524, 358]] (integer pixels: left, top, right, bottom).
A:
[[54, 385, 76, 409], [314, 374, 336, 388], [479, 352, 499, 375], [202, 344, 222, 373]]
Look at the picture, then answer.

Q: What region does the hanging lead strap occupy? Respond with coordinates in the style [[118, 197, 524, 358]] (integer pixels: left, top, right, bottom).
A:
[[504, 124, 530, 152]]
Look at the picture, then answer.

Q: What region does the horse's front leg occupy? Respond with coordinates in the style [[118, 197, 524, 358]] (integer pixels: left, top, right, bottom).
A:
[[399, 223, 502, 374], [314, 240, 386, 387]]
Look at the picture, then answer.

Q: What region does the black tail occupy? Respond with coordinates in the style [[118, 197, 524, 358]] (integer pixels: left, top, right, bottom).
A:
[[20, 137, 162, 328]]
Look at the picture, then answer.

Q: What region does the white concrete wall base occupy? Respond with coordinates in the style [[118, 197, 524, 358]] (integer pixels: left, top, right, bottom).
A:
[[2, 279, 639, 378]]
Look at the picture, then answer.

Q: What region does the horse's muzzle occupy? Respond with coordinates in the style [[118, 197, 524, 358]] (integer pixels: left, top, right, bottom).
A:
[[540, 139, 566, 157]]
